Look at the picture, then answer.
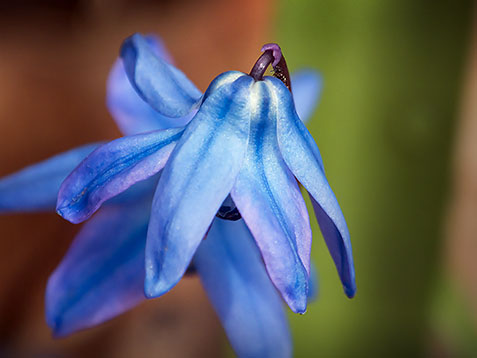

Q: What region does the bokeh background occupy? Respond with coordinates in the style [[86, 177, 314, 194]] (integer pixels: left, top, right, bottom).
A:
[[0, 0, 476, 357]]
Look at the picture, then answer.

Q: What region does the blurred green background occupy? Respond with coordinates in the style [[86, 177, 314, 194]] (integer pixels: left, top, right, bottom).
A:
[[277, 0, 477, 356]]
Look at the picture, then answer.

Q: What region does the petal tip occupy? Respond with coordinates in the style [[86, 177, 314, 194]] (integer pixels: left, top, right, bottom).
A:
[[345, 284, 356, 299], [46, 312, 69, 338], [56, 206, 82, 224], [144, 276, 176, 299], [286, 291, 308, 314]]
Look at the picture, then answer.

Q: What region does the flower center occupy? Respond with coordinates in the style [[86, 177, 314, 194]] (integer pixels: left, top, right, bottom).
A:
[[249, 43, 292, 92]]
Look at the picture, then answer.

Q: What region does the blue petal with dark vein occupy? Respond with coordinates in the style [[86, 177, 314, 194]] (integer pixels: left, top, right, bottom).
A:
[[0, 143, 100, 213], [57, 128, 183, 224], [107, 58, 194, 135], [231, 80, 311, 313], [120, 33, 202, 118], [271, 77, 356, 298], [194, 218, 291, 358], [145, 73, 253, 298], [46, 199, 150, 336]]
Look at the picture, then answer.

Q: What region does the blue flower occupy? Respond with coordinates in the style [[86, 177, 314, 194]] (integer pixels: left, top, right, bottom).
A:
[[0, 34, 329, 357], [56, 34, 355, 310]]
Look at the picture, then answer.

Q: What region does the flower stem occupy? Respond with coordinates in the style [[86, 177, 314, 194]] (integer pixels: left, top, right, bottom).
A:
[[249, 43, 292, 92]]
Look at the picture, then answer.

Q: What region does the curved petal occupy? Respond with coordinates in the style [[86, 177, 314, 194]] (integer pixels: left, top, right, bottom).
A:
[[194, 219, 291, 358], [120, 33, 202, 118], [145, 74, 253, 298], [271, 77, 356, 298], [107, 34, 195, 136], [57, 128, 184, 224], [0, 143, 100, 213], [143, 34, 174, 63], [231, 81, 311, 313], [107, 59, 195, 136], [46, 200, 151, 336], [291, 69, 322, 125]]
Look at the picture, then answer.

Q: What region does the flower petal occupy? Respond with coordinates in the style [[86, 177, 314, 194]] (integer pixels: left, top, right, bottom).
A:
[[231, 80, 311, 313], [291, 69, 322, 124], [145, 73, 253, 298], [107, 35, 195, 135], [120, 33, 202, 118], [57, 128, 184, 224], [0, 143, 100, 213], [194, 218, 291, 358], [271, 77, 356, 298], [106, 174, 159, 206], [46, 200, 150, 336]]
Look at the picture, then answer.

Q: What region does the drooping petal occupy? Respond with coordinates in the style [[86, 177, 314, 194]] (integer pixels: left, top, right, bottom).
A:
[[271, 77, 356, 298], [194, 218, 291, 358], [145, 73, 253, 298], [0, 143, 100, 213], [120, 33, 202, 118], [231, 80, 311, 313], [291, 69, 322, 124], [46, 200, 150, 336], [310, 196, 355, 297], [107, 35, 195, 135], [57, 128, 184, 224]]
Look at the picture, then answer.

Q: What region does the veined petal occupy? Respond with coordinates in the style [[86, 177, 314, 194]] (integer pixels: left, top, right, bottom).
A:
[[121, 33, 202, 118], [107, 59, 195, 136], [194, 219, 291, 358], [0, 143, 100, 213], [107, 34, 195, 135], [145, 73, 253, 298], [106, 174, 159, 206], [271, 77, 356, 298], [57, 128, 184, 224], [291, 69, 322, 125], [46, 200, 150, 336], [231, 80, 311, 313]]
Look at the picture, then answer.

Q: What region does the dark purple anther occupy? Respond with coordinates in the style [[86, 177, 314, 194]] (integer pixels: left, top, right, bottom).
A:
[[249, 42, 292, 92], [216, 195, 242, 221]]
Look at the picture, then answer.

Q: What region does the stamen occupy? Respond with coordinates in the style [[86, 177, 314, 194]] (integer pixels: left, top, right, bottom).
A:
[[216, 206, 242, 221], [216, 195, 242, 221], [249, 43, 292, 92]]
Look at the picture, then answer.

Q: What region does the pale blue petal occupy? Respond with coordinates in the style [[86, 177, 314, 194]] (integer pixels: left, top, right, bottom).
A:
[[107, 34, 196, 135], [231, 80, 311, 313], [145, 73, 253, 298], [46, 200, 150, 336], [107, 59, 195, 135], [271, 77, 356, 298], [120, 33, 202, 118], [0, 143, 100, 213], [106, 174, 159, 206], [143, 34, 174, 63], [291, 70, 322, 124], [57, 128, 183, 224], [194, 219, 291, 358]]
